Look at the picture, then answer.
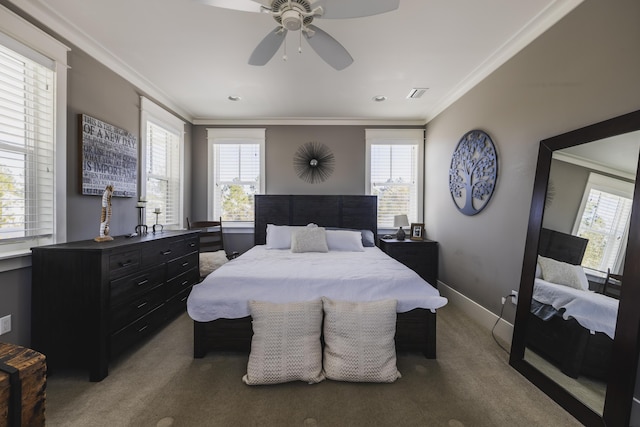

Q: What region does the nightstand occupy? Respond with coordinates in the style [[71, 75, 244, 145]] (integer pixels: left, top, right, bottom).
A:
[[378, 237, 439, 287]]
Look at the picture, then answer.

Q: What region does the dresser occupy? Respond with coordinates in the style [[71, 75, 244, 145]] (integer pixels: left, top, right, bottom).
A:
[[31, 230, 200, 381], [378, 238, 439, 287]]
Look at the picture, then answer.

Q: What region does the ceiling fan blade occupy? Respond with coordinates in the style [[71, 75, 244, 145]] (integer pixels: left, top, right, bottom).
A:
[[312, 0, 399, 19], [303, 25, 353, 71], [249, 27, 288, 66], [195, 0, 269, 14]]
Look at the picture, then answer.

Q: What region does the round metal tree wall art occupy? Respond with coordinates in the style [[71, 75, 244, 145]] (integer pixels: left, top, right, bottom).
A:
[[448, 130, 498, 216], [293, 141, 335, 184]]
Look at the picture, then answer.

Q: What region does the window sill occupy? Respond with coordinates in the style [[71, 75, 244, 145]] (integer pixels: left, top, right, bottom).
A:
[[0, 251, 32, 273], [221, 222, 254, 234]]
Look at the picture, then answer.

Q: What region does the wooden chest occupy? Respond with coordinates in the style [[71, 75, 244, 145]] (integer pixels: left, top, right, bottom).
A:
[[0, 343, 46, 427]]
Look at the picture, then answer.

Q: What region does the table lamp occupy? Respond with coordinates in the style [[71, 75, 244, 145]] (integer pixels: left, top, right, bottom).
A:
[[394, 214, 409, 240]]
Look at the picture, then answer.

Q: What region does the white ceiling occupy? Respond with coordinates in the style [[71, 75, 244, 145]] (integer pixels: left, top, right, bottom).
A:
[[9, 0, 583, 124]]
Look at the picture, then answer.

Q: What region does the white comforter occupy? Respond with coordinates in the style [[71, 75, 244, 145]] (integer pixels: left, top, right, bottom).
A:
[[187, 245, 448, 322], [533, 278, 618, 339]]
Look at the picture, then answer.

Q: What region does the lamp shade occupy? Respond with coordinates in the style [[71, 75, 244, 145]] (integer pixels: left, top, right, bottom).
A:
[[393, 214, 409, 228]]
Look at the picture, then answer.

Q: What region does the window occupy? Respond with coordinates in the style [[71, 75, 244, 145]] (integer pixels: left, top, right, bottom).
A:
[[365, 129, 424, 228], [573, 173, 634, 273], [207, 128, 265, 223], [0, 10, 68, 263], [140, 97, 185, 229]]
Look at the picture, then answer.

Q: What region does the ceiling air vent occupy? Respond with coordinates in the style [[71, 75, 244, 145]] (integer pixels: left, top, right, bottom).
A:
[[407, 88, 428, 99]]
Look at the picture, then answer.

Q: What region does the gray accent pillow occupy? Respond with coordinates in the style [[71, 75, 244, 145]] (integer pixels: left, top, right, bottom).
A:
[[291, 227, 328, 253]]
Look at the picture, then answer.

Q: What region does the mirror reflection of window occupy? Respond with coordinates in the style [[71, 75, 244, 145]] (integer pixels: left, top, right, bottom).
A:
[[573, 173, 634, 274]]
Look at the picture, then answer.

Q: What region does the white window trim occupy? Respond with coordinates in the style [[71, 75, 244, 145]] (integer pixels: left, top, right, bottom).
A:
[[140, 96, 186, 228], [207, 128, 266, 228], [0, 5, 69, 271], [365, 129, 425, 228]]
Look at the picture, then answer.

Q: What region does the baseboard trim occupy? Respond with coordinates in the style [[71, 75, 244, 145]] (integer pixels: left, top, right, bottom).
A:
[[438, 280, 513, 348]]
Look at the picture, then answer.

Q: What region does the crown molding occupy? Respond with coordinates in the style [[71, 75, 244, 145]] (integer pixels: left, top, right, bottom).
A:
[[193, 118, 426, 126]]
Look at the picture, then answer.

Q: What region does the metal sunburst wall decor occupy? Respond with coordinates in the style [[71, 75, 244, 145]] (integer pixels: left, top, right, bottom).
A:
[[293, 141, 335, 184], [449, 130, 498, 216]]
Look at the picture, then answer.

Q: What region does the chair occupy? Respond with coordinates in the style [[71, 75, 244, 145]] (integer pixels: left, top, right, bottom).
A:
[[187, 218, 238, 279], [603, 268, 623, 298]]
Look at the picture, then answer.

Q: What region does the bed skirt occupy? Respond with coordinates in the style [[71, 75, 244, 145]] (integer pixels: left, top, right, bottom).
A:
[[193, 308, 437, 359]]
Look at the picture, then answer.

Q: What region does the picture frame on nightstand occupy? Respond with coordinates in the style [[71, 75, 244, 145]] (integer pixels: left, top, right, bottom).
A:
[[410, 223, 424, 240]]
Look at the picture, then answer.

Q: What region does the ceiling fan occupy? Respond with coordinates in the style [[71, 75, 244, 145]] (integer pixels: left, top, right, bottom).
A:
[[197, 0, 400, 70]]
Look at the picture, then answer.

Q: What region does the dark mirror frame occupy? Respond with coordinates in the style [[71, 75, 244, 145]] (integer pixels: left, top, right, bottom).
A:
[[509, 109, 640, 427]]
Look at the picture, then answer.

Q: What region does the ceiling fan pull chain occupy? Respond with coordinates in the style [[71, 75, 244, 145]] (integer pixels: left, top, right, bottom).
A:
[[283, 34, 288, 61]]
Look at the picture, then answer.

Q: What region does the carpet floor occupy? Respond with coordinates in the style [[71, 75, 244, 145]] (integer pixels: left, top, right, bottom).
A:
[[45, 304, 581, 426]]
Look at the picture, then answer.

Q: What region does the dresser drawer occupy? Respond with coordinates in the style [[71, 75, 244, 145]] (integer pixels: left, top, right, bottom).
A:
[[110, 304, 166, 358], [167, 252, 199, 279], [110, 288, 165, 332], [109, 249, 141, 279], [166, 286, 191, 318], [166, 267, 198, 297], [168, 236, 199, 260], [110, 267, 165, 307], [141, 240, 174, 269]]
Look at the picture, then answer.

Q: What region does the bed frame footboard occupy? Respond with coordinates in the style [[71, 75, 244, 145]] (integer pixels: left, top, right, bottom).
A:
[[193, 308, 437, 359]]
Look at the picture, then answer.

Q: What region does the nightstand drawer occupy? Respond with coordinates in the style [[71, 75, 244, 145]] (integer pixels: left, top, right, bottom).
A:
[[378, 238, 438, 287]]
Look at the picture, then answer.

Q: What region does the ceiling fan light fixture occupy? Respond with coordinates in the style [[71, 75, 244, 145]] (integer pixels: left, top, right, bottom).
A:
[[281, 10, 303, 31]]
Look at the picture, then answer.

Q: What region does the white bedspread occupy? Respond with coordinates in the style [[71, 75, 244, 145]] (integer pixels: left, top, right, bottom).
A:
[[187, 245, 448, 322], [533, 278, 618, 339]]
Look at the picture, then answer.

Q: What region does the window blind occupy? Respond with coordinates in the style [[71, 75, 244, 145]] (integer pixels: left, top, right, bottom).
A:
[[0, 42, 55, 246], [145, 121, 181, 227], [213, 143, 261, 221]]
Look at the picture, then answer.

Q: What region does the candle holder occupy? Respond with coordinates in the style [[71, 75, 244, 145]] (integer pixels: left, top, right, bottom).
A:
[[153, 209, 163, 233], [135, 201, 148, 235]]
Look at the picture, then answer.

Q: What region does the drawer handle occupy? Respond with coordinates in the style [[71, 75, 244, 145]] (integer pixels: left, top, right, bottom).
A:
[[189, 242, 196, 247], [137, 279, 149, 287], [162, 250, 172, 255], [137, 324, 149, 333], [137, 301, 148, 309], [119, 260, 132, 267], [180, 295, 188, 302], [181, 280, 189, 286], [181, 261, 189, 267]]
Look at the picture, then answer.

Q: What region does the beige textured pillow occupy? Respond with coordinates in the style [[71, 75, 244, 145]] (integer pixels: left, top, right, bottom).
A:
[[322, 297, 401, 383], [199, 250, 228, 277], [290, 227, 328, 253], [242, 299, 325, 385], [537, 255, 588, 290]]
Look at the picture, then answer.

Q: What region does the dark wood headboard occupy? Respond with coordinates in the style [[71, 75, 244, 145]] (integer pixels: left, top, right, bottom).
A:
[[254, 195, 377, 245], [538, 228, 588, 265]]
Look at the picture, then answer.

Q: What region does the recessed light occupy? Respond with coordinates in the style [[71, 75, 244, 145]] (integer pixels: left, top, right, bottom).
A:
[[228, 95, 241, 101], [372, 95, 387, 102]]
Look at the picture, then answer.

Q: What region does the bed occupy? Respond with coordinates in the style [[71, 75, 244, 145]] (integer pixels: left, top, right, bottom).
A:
[[526, 228, 617, 380], [187, 195, 448, 359]]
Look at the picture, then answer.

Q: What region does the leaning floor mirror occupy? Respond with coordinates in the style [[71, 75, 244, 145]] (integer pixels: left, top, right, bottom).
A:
[[510, 109, 640, 427]]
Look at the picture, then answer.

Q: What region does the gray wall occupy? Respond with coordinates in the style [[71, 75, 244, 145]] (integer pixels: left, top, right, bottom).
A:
[[424, 0, 640, 321], [543, 159, 589, 234]]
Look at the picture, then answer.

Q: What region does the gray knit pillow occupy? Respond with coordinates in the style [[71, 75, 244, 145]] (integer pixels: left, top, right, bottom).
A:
[[290, 227, 328, 253], [322, 297, 401, 383], [242, 299, 325, 385]]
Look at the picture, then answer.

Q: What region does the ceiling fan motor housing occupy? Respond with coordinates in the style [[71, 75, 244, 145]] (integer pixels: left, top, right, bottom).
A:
[[272, 0, 314, 30], [281, 9, 302, 30]]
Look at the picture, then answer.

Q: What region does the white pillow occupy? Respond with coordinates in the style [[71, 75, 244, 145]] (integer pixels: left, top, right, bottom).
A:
[[537, 255, 589, 291], [242, 300, 325, 385], [265, 224, 300, 249], [199, 250, 228, 277], [291, 227, 328, 253], [322, 297, 401, 383], [326, 230, 364, 252]]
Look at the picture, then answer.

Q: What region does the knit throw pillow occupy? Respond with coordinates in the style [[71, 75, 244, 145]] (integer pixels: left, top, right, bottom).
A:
[[242, 299, 325, 385], [290, 227, 328, 253], [322, 297, 401, 383]]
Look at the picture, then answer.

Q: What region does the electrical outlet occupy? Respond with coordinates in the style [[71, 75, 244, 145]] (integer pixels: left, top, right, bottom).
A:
[[0, 315, 11, 335], [511, 290, 519, 305], [501, 296, 506, 305]]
